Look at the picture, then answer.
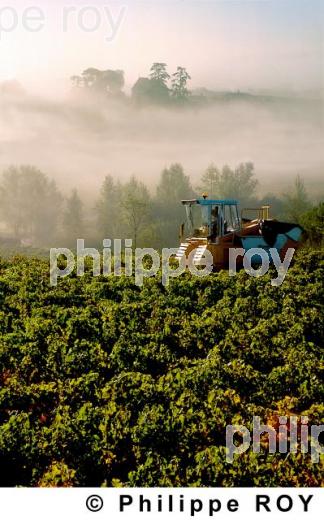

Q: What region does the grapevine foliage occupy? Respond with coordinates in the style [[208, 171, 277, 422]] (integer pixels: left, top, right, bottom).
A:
[[0, 249, 323, 486]]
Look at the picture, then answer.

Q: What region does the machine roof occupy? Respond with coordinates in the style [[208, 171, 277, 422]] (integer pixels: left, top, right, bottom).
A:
[[181, 199, 239, 205]]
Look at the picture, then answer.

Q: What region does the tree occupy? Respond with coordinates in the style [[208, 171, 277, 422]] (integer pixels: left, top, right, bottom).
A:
[[63, 190, 84, 242], [95, 176, 122, 239], [155, 163, 195, 246], [121, 177, 151, 248], [130, 63, 171, 105], [156, 163, 194, 204], [283, 175, 312, 223], [70, 75, 84, 89], [71, 68, 125, 97], [196, 164, 220, 196], [219, 163, 258, 202], [149, 63, 170, 85], [0, 165, 62, 244], [103, 70, 125, 95], [171, 67, 191, 100], [300, 202, 323, 246], [197, 162, 258, 206]]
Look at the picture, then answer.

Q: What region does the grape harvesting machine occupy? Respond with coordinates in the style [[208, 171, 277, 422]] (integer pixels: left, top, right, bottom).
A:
[[177, 196, 304, 270]]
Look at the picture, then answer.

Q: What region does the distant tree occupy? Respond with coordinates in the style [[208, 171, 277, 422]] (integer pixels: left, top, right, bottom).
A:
[[196, 164, 220, 196], [171, 67, 191, 100], [157, 163, 194, 203], [81, 68, 99, 88], [197, 162, 258, 205], [71, 68, 125, 97], [104, 70, 125, 95], [130, 63, 171, 105], [155, 163, 195, 246], [70, 75, 84, 89], [121, 177, 151, 248], [95, 175, 122, 238], [219, 163, 258, 202], [63, 190, 84, 241], [149, 63, 170, 85], [283, 175, 312, 223], [300, 202, 324, 246], [0, 165, 62, 244]]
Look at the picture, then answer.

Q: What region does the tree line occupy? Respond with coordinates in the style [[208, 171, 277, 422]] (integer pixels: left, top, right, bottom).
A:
[[0, 163, 322, 250], [71, 63, 192, 106]]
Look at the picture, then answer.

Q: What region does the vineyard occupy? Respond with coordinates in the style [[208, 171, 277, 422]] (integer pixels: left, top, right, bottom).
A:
[[0, 248, 323, 487]]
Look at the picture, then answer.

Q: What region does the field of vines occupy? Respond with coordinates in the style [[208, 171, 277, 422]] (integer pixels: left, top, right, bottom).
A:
[[0, 248, 323, 487]]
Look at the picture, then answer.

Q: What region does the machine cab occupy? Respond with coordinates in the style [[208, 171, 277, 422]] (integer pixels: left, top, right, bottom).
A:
[[181, 197, 240, 242]]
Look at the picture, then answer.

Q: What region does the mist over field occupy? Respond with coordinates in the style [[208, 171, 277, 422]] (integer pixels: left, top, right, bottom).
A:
[[1, 83, 323, 201]]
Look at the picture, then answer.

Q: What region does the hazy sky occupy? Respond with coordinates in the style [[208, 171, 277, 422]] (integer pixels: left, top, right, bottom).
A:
[[0, 1, 323, 198], [0, 0, 323, 95]]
